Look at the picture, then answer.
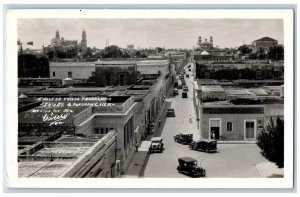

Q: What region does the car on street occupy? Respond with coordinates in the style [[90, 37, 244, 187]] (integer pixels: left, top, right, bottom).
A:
[[188, 68, 191, 72], [183, 86, 189, 92], [166, 108, 176, 117], [179, 75, 184, 79], [189, 139, 218, 153], [174, 133, 193, 144], [177, 157, 206, 177], [173, 88, 179, 96], [149, 137, 164, 153], [182, 91, 188, 98]]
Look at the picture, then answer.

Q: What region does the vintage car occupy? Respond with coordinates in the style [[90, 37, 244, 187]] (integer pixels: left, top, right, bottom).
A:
[[182, 91, 188, 98], [177, 157, 206, 177], [186, 74, 190, 78], [188, 68, 191, 72], [166, 108, 176, 117], [183, 86, 189, 92], [173, 88, 179, 96], [149, 137, 164, 153], [174, 133, 193, 144], [189, 139, 218, 153]]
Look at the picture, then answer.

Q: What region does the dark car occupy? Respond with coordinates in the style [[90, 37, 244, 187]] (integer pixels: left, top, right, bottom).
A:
[[173, 88, 179, 96], [183, 86, 189, 92], [174, 133, 193, 144], [186, 74, 190, 78], [188, 68, 191, 72], [166, 108, 176, 117], [182, 91, 188, 98], [189, 140, 217, 153], [149, 137, 164, 153], [177, 157, 206, 177]]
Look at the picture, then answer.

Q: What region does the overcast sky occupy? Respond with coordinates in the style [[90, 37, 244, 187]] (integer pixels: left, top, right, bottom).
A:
[[18, 19, 283, 49]]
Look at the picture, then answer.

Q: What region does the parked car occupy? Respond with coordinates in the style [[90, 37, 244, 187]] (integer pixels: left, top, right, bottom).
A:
[[182, 91, 188, 98], [174, 133, 193, 144], [179, 75, 184, 79], [166, 108, 176, 117], [173, 88, 179, 96], [149, 137, 164, 153], [188, 68, 191, 72], [186, 74, 190, 78], [183, 86, 189, 92], [189, 140, 217, 153], [177, 157, 206, 177]]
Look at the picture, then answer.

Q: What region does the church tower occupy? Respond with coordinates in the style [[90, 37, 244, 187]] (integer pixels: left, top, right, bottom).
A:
[[81, 29, 87, 52], [55, 29, 60, 40], [210, 36, 213, 44]]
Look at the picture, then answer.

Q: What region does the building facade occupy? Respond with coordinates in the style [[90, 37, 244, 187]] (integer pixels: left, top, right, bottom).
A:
[[252, 37, 278, 49], [95, 60, 138, 87], [49, 62, 95, 79]]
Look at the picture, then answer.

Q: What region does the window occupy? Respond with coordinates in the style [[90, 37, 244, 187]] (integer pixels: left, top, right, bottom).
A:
[[227, 122, 233, 132], [53, 72, 55, 77]]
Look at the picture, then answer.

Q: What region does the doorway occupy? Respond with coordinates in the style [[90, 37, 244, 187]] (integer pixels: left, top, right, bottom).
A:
[[244, 120, 256, 139], [209, 118, 221, 140]]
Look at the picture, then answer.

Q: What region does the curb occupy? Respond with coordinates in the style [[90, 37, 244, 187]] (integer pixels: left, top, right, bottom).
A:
[[217, 141, 257, 144]]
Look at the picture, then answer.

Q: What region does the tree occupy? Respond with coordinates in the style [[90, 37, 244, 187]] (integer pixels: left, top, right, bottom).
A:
[[18, 54, 50, 78], [238, 45, 252, 55], [256, 117, 284, 168], [268, 46, 284, 61], [103, 45, 123, 58], [66, 47, 78, 58], [135, 51, 147, 58], [82, 47, 93, 58]]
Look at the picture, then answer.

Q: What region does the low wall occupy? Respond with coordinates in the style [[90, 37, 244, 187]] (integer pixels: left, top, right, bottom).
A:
[[60, 131, 117, 178]]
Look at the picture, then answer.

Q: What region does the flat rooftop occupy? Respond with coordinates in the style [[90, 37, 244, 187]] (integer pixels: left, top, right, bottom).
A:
[[18, 135, 99, 178], [201, 85, 224, 92], [50, 62, 95, 67]]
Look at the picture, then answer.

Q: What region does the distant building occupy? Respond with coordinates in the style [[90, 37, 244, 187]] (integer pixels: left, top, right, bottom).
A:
[[44, 29, 88, 56], [80, 29, 87, 52], [197, 36, 214, 51], [95, 60, 138, 87], [252, 37, 278, 49], [49, 62, 95, 79]]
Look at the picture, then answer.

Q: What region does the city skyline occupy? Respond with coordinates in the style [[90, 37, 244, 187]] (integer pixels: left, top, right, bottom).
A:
[[18, 19, 284, 50]]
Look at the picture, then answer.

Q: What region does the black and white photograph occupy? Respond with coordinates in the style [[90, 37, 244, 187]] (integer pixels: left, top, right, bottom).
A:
[[4, 8, 294, 189]]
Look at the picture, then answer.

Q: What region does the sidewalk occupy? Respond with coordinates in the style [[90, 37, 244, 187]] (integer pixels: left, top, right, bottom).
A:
[[123, 94, 171, 178], [256, 162, 284, 178], [121, 141, 150, 178]]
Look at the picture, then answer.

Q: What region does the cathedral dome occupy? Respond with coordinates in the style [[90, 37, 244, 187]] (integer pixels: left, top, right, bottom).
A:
[[201, 51, 209, 56]]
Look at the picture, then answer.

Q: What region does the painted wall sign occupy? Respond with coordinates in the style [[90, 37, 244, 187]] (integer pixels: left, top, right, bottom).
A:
[[20, 97, 116, 126]]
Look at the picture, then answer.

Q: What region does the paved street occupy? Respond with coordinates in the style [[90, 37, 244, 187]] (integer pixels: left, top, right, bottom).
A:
[[140, 63, 268, 178]]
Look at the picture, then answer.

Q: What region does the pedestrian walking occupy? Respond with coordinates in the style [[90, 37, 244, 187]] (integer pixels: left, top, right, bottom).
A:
[[189, 115, 192, 123], [158, 119, 161, 127], [135, 141, 139, 152]]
